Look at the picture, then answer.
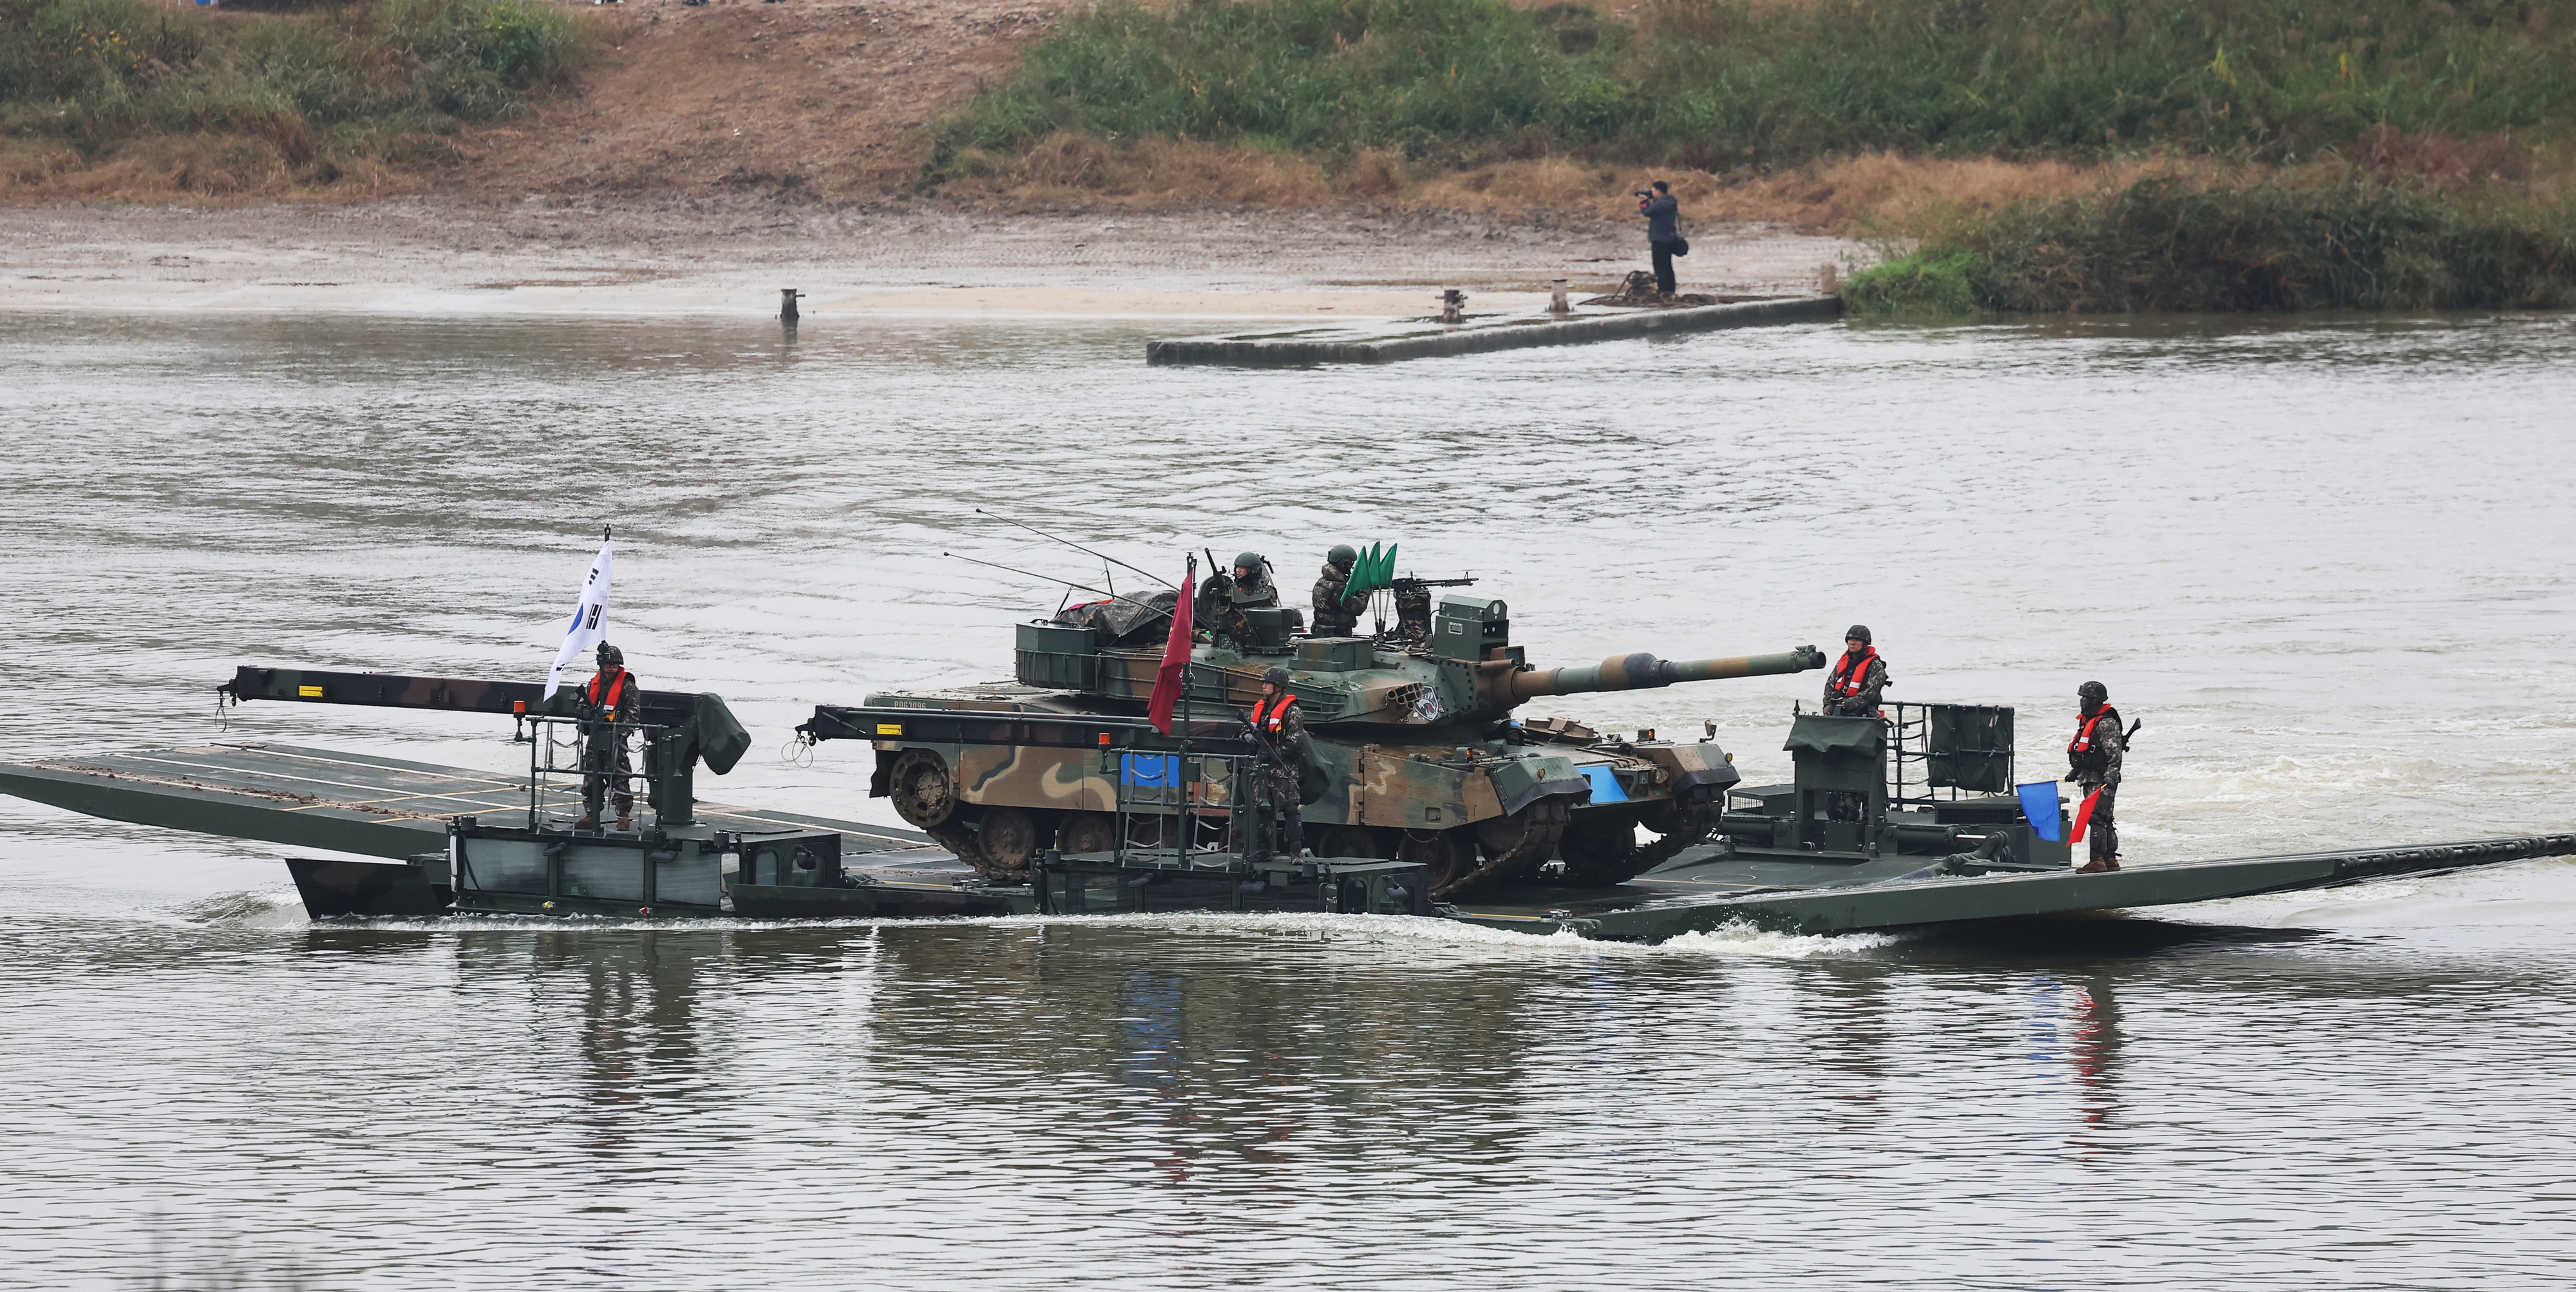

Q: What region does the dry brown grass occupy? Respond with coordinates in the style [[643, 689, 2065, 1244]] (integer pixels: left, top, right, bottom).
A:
[[0, 133, 431, 204]]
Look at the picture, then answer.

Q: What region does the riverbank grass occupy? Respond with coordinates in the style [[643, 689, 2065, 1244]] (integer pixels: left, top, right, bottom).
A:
[[1846, 176, 2576, 314], [0, 0, 582, 196], [933, 0, 2576, 179]]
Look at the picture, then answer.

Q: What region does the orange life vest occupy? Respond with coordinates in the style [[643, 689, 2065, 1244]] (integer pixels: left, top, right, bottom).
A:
[[2069, 707, 2121, 773], [1250, 692, 1296, 736], [1829, 648, 1880, 698], [587, 669, 633, 716]]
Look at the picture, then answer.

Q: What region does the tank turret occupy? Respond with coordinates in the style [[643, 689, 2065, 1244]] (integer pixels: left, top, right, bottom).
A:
[[1021, 590, 1821, 732]]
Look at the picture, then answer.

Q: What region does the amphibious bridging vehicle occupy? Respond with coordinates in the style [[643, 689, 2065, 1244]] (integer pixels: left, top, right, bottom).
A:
[[2, 662, 2568, 940]]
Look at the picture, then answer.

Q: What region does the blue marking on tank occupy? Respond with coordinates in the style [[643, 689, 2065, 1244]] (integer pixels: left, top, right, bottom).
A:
[[1580, 765, 1629, 804]]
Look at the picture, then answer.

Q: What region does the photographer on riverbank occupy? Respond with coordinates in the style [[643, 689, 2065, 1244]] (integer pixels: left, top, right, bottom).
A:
[[1635, 180, 1684, 296]]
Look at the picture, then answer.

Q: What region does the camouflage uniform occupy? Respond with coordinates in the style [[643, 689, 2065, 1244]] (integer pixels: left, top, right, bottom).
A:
[[1821, 638, 1887, 823], [578, 666, 641, 827], [1311, 561, 1370, 637], [1821, 649, 1888, 717], [2071, 703, 2125, 869], [1201, 565, 1279, 645], [1247, 685, 1306, 858]]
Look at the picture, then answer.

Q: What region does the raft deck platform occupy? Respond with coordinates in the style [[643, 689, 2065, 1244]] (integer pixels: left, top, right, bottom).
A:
[[1145, 295, 1843, 367], [6, 743, 2571, 938]]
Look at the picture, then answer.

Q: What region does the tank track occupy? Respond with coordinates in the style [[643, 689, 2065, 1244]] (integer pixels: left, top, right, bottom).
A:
[[1428, 799, 1571, 901], [1549, 806, 1720, 888], [925, 819, 1028, 886]]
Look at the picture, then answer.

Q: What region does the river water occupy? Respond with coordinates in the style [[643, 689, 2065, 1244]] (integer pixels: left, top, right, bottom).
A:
[[2, 309, 2572, 1289]]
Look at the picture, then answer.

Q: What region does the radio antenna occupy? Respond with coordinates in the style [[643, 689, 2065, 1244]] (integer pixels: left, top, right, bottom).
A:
[[974, 509, 1177, 590]]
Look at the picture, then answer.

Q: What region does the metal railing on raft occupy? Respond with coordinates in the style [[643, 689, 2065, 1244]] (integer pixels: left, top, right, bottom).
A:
[[1882, 700, 2016, 810], [1112, 750, 1296, 870], [525, 713, 666, 831]]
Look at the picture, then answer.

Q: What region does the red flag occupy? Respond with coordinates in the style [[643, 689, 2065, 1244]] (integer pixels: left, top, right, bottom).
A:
[[2070, 786, 2105, 842], [1147, 560, 1196, 735]]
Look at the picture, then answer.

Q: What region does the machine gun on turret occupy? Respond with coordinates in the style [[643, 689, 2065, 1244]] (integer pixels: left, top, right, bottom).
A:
[[1379, 574, 1476, 643]]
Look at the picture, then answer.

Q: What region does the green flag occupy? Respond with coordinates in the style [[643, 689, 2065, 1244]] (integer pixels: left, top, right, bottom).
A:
[[1341, 542, 1397, 601]]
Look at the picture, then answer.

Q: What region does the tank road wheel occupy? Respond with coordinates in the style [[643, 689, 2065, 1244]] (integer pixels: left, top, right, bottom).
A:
[[1399, 831, 1476, 896], [887, 750, 959, 830], [1056, 812, 1117, 857], [1474, 799, 1572, 881], [1314, 824, 1389, 860], [977, 807, 1042, 880], [1410, 799, 1572, 900]]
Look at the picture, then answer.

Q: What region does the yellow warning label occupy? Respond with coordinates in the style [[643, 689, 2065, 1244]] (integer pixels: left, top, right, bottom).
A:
[[875, 723, 902, 736], [297, 685, 324, 698]]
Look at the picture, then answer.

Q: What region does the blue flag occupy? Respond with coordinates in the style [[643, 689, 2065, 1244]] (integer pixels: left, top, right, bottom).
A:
[[2017, 781, 2063, 842]]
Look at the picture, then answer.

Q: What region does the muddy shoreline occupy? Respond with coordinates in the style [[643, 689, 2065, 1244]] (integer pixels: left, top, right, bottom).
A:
[[3, 196, 1857, 318]]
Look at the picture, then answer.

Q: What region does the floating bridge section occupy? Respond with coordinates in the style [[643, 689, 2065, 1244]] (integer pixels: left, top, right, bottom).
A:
[[1146, 295, 1843, 367], [5, 743, 2570, 941], [0, 743, 928, 861]]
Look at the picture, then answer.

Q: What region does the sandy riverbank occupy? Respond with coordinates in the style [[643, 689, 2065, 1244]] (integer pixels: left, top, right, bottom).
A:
[[3, 198, 1859, 319]]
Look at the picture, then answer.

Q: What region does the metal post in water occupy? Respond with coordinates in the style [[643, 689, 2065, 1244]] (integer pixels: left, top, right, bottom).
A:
[[1439, 289, 1467, 323], [1549, 280, 1570, 315], [779, 288, 803, 321]]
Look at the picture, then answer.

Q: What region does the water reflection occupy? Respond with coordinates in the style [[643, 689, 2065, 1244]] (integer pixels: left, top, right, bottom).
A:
[[2063, 976, 2121, 1140]]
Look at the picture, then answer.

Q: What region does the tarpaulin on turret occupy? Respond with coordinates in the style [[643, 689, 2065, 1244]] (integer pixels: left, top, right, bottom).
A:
[[1054, 589, 1179, 647]]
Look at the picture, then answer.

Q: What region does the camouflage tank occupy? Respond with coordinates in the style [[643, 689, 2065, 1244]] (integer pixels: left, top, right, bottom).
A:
[[803, 580, 1822, 899]]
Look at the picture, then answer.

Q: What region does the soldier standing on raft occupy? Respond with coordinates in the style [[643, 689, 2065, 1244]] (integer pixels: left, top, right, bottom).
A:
[[2068, 680, 2126, 873], [1311, 545, 1370, 638], [576, 641, 641, 832], [1823, 625, 1888, 717], [1247, 667, 1307, 860]]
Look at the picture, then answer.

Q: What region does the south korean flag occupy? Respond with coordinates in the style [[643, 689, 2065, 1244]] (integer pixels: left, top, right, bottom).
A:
[[542, 535, 614, 699]]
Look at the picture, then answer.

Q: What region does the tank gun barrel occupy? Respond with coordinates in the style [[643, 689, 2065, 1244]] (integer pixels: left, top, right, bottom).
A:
[[1508, 645, 1824, 701]]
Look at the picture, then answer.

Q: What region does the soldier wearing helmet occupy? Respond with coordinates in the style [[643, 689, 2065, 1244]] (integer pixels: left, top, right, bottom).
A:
[[575, 640, 642, 831], [1311, 544, 1372, 638], [1198, 550, 1280, 645], [1245, 665, 1307, 859], [1822, 625, 1888, 718], [2066, 679, 2125, 873]]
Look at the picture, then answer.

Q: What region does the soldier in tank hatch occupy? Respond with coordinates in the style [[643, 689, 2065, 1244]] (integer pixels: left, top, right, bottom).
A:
[[575, 641, 640, 832], [2068, 680, 2126, 873], [1198, 551, 1278, 645], [1311, 545, 1371, 638], [1823, 625, 1888, 717], [1245, 666, 1307, 860]]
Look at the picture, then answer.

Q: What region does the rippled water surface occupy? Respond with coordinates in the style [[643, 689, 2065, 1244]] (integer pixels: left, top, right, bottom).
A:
[[3, 310, 2574, 1289]]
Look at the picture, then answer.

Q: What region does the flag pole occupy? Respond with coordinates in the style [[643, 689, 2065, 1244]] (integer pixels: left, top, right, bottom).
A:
[[1177, 554, 1192, 868]]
